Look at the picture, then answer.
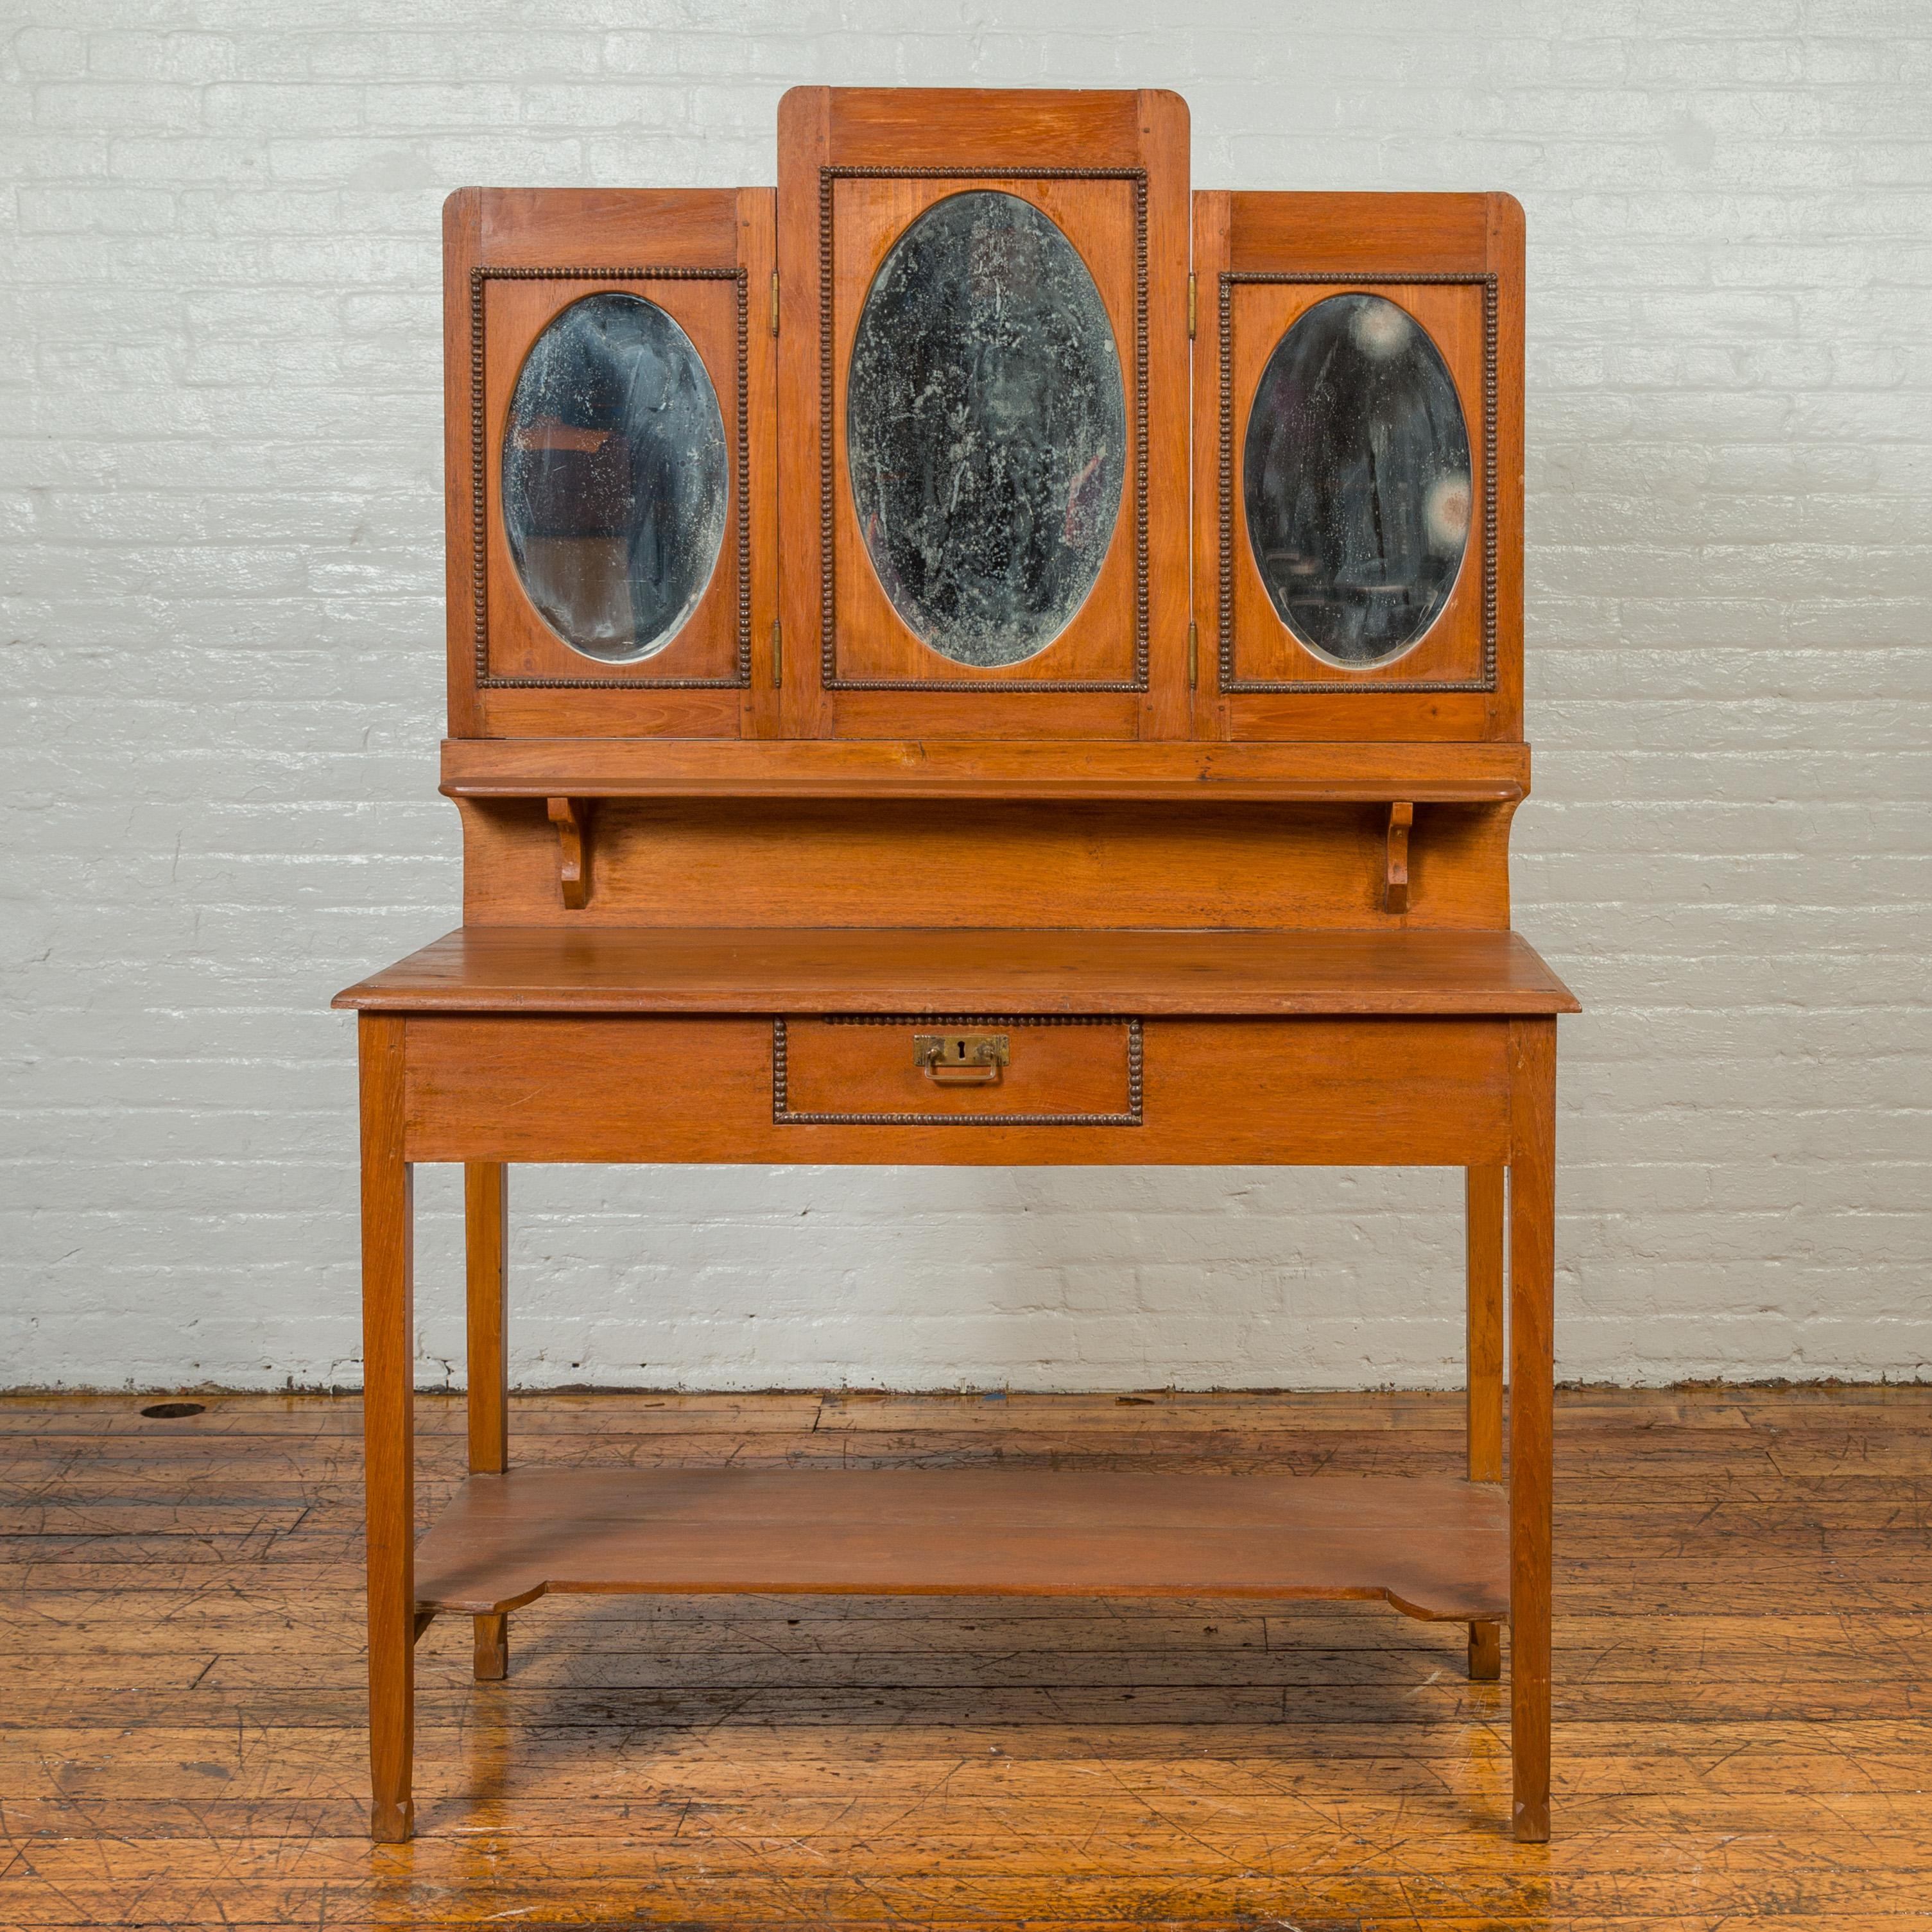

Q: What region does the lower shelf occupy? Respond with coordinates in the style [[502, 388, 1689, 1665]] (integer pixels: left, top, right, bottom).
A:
[[414, 1469, 1508, 1623]]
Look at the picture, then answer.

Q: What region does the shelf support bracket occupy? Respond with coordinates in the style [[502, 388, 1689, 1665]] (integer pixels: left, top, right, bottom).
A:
[[1385, 802, 1413, 915], [547, 796, 591, 910]]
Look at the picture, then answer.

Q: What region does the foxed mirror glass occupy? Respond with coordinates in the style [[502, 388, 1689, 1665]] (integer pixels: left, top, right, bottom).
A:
[[1243, 291, 1471, 669], [502, 291, 729, 664], [846, 190, 1126, 668]]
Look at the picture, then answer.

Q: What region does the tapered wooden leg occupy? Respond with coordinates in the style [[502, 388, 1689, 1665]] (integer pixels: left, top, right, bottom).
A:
[[465, 1164, 510, 1681], [1508, 1020, 1556, 1843], [1466, 1164, 1506, 1680], [359, 1016, 416, 1844]]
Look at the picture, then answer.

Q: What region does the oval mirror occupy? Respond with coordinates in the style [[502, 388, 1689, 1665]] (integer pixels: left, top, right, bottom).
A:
[[501, 291, 728, 664], [1243, 293, 1472, 669], [847, 190, 1126, 668]]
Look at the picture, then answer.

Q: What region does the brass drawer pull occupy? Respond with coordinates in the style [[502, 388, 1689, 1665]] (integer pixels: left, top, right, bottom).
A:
[[913, 1031, 1009, 1086]]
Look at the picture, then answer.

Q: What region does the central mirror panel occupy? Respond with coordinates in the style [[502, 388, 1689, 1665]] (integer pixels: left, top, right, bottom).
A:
[[502, 291, 729, 665], [1243, 291, 1471, 669], [846, 191, 1126, 668]]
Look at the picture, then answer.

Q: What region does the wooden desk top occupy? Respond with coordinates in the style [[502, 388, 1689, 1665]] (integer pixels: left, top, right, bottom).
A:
[[334, 927, 1581, 1017]]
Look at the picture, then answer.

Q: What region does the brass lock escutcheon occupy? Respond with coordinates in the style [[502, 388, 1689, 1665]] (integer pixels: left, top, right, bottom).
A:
[[913, 1031, 1010, 1087]]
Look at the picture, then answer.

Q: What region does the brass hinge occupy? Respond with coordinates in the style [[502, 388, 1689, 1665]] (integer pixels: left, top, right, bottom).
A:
[[1187, 273, 1196, 340], [1187, 619, 1198, 689], [770, 616, 782, 688], [769, 272, 780, 336]]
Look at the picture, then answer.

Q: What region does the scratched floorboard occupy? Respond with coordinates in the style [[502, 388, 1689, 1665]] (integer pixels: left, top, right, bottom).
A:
[[1, 1386, 1928, 1929]]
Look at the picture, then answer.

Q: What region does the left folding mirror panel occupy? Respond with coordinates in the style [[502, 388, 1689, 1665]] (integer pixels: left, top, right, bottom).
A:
[[445, 188, 779, 739]]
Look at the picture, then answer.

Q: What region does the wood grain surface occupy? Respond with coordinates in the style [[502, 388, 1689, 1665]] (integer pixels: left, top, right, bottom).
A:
[[1465, 1164, 1506, 1684], [438, 734, 1531, 800], [412, 1467, 1509, 1620], [356, 1016, 415, 1845], [453, 796, 1522, 932], [1507, 1018, 1557, 1842], [332, 926, 1582, 1016], [393, 1014, 1512, 1167], [463, 1166, 510, 1684], [4, 1384, 1929, 1924]]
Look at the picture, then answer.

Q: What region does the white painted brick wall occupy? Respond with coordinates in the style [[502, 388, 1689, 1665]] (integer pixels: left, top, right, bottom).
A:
[[3, 2, 1928, 1392]]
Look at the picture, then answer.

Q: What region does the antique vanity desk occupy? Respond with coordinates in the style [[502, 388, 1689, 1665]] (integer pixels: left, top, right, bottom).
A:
[[334, 88, 1578, 1845]]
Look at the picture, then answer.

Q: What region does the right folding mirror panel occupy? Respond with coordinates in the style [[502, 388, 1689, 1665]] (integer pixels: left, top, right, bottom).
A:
[[1193, 191, 1524, 743], [1242, 290, 1472, 671]]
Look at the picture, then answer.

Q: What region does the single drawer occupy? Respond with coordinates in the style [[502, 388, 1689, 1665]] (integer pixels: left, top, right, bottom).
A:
[[774, 1016, 1142, 1126]]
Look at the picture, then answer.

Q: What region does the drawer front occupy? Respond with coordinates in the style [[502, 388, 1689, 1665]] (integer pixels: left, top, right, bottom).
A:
[[775, 1016, 1142, 1126], [402, 1015, 1507, 1165]]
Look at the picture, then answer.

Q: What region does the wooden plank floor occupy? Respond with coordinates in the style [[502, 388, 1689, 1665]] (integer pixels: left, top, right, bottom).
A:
[[2, 1385, 1929, 1929]]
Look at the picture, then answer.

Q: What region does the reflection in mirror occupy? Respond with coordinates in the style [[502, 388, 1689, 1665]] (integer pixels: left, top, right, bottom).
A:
[[502, 292, 727, 664], [847, 191, 1126, 668], [1243, 293, 1471, 669]]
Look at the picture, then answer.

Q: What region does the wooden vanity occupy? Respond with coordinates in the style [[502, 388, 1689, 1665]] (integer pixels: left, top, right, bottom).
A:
[[334, 85, 1577, 1845]]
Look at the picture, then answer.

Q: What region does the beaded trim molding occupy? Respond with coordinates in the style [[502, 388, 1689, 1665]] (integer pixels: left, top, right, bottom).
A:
[[1216, 271, 1500, 696], [469, 265, 752, 691], [773, 1016, 1144, 1126], [817, 168, 1151, 694]]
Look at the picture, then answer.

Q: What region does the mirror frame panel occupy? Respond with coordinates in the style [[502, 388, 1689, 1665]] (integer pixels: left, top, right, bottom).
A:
[[836, 180, 1138, 683], [1191, 190, 1524, 745], [440, 150, 1522, 754], [778, 87, 1192, 742], [1223, 277, 1492, 692], [444, 187, 779, 741], [838, 173, 1135, 684], [484, 274, 744, 684]]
